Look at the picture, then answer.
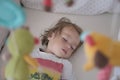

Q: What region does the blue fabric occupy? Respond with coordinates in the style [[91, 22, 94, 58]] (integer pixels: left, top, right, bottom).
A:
[[0, 0, 26, 29]]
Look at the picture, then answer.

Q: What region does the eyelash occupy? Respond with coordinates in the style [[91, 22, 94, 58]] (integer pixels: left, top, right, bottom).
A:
[[71, 46, 74, 50], [63, 37, 67, 42], [63, 37, 74, 50]]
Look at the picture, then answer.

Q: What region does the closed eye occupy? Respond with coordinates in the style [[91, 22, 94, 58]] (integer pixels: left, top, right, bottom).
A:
[[63, 37, 75, 50], [63, 37, 67, 42], [71, 45, 76, 50]]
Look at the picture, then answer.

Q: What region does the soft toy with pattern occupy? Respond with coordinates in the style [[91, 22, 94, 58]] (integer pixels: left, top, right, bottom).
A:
[[80, 32, 120, 71]]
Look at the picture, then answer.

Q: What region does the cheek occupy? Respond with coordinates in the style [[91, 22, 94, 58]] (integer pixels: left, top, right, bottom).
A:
[[52, 41, 61, 50], [56, 38, 65, 47], [68, 52, 72, 56]]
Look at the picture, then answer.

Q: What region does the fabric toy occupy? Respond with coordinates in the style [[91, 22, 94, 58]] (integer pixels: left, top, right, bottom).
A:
[[43, 0, 53, 12], [5, 28, 35, 80], [80, 32, 120, 71], [0, 0, 25, 29], [97, 64, 113, 80], [65, 0, 74, 7], [0, 1, 35, 79]]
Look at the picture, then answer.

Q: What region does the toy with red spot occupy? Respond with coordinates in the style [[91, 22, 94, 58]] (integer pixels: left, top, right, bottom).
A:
[[80, 32, 120, 71], [43, 0, 53, 12]]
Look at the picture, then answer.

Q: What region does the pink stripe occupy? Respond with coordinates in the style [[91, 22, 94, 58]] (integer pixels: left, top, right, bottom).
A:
[[36, 58, 63, 73]]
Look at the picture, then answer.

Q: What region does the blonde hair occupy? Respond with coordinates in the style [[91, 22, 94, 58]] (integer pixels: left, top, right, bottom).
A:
[[41, 17, 83, 52]]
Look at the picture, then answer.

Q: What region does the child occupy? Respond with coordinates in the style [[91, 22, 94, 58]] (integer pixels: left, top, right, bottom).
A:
[[30, 17, 83, 80]]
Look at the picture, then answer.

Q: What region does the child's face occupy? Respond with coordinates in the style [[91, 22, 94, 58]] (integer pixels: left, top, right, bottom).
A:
[[47, 26, 80, 58]]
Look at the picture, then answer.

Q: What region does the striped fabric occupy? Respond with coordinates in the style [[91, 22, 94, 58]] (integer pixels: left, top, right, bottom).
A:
[[29, 58, 63, 80]]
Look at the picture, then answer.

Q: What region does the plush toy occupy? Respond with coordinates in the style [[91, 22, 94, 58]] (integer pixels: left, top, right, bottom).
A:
[[80, 32, 120, 71], [0, 0, 25, 29], [43, 0, 74, 12], [43, 0, 53, 12], [97, 64, 113, 80], [65, 0, 74, 7], [5, 28, 35, 80]]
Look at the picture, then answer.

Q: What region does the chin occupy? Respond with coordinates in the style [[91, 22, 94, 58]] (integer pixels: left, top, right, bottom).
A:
[[56, 54, 64, 58]]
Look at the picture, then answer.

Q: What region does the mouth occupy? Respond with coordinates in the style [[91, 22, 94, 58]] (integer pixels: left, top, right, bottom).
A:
[[62, 49, 67, 54]]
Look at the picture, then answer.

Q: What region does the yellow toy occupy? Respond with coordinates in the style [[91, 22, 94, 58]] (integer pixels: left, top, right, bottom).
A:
[[80, 32, 120, 71]]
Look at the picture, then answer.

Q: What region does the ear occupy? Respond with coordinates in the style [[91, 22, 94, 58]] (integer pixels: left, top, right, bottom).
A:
[[48, 33, 55, 40], [94, 50, 108, 69]]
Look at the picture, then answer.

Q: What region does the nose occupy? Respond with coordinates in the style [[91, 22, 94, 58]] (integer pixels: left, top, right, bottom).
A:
[[65, 42, 71, 51]]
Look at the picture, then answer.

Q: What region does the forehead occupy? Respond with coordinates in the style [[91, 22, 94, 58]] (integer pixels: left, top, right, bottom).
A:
[[61, 26, 80, 45]]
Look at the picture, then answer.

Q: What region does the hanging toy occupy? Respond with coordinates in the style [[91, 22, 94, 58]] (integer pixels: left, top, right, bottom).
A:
[[0, 0, 35, 80], [0, 0, 25, 29], [43, 0, 53, 12], [4, 28, 39, 80], [65, 0, 74, 7], [80, 32, 120, 71]]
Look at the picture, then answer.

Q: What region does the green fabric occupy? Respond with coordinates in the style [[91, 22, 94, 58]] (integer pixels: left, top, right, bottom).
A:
[[7, 29, 34, 56], [5, 29, 34, 80]]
